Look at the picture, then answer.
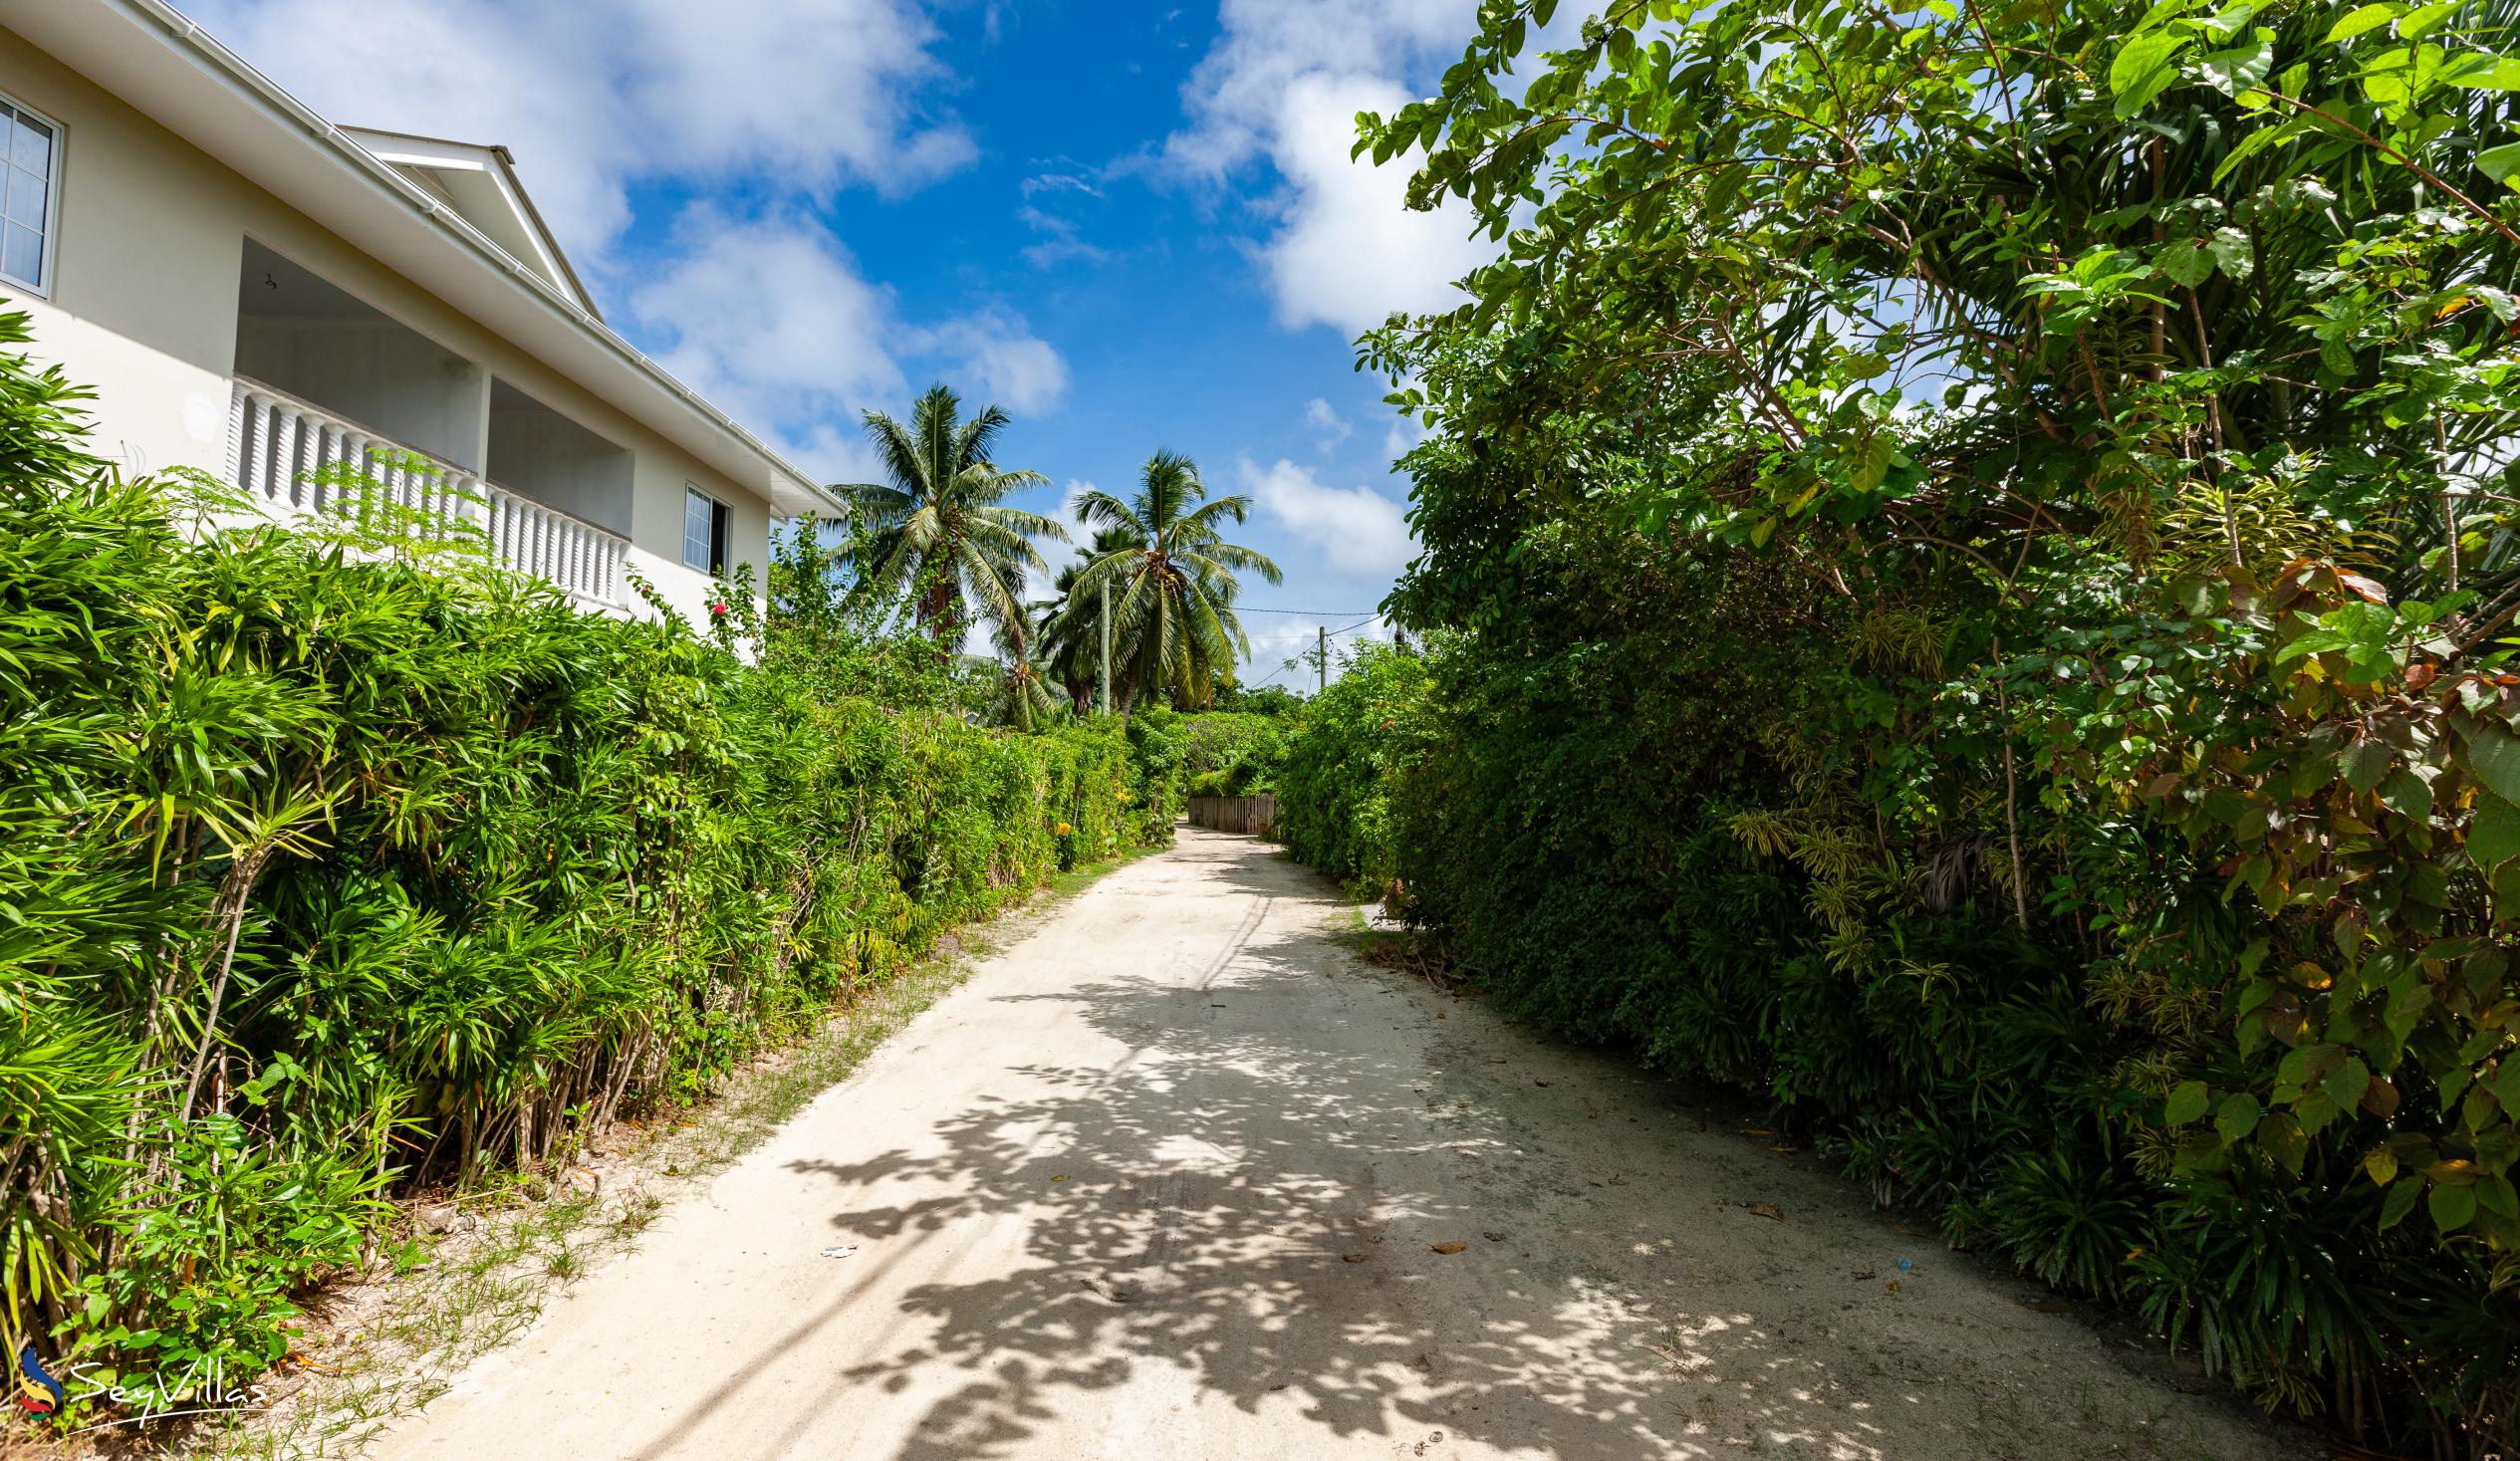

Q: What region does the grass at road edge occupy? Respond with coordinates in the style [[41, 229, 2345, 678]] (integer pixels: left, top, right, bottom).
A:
[[179, 841, 1167, 1461]]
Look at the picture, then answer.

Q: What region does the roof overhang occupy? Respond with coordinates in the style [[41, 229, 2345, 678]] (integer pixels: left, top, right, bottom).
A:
[[337, 126, 602, 318], [5, 0, 844, 519]]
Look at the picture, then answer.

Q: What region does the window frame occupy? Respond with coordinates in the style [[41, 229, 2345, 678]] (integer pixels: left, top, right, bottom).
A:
[[682, 485, 730, 577], [0, 90, 63, 300]]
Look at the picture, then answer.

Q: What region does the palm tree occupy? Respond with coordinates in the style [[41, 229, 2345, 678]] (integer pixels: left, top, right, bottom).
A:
[[1073, 450, 1282, 710], [833, 384, 1067, 648], [1033, 527, 1138, 711], [980, 615, 1065, 732]]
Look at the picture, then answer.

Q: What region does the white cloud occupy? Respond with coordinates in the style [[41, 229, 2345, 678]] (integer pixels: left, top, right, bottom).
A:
[[1239, 457, 1414, 580], [188, 0, 974, 263], [631, 209, 903, 422], [1164, 0, 1473, 179], [1303, 396, 1352, 449], [1021, 171, 1104, 199], [1018, 207, 1114, 269], [628, 211, 1067, 480], [1253, 72, 1496, 334], [1162, 1, 1501, 336], [911, 308, 1073, 414]]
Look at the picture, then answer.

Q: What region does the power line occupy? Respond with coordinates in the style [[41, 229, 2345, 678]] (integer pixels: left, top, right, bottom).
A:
[[1241, 614, 1386, 691], [1234, 607, 1381, 615]]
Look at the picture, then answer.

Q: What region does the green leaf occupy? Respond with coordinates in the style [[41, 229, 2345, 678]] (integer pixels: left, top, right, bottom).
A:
[[2494, 1059, 2520, 1113], [2367, 1143, 2401, 1186], [2381, 1175, 2424, 1228], [2196, 37, 2274, 95], [2382, 767, 2434, 819], [2157, 237, 2216, 288], [2468, 724, 2520, 802], [2112, 31, 2191, 115], [2166, 1080, 2211, 1124], [2431, 1179, 2478, 1233], [2472, 790, 2520, 867], [2398, 0, 2460, 36], [2342, 739, 2392, 793], [2217, 1092, 2263, 1144], [2442, 52, 2520, 88], [2479, 141, 2520, 187], [2326, 2, 2402, 40], [2325, 1056, 2374, 1111]]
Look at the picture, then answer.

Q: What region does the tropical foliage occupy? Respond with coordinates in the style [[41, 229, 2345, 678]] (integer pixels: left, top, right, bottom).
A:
[[1263, 0, 2520, 1450], [0, 320, 1175, 1424], [1031, 526, 1141, 712], [833, 383, 1066, 648], [1068, 451, 1282, 710], [1178, 711, 1295, 798]]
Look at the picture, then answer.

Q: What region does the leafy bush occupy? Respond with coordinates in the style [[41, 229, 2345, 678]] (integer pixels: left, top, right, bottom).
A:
[[1271, 0, 2520, 1449], [1274, 644, 1430, 892], [0, 313, 1173, 1418], [1178, 712, 1290, 797]]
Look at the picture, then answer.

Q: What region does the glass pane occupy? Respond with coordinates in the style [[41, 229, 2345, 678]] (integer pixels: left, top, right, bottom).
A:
[[3, 222, 39, 286], [6, 167, 42, 231], [12, 116, 51, 178], [683, 491, 712, 571]]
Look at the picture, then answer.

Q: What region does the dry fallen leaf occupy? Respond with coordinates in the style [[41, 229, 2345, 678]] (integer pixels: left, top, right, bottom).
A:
[[1894, 1225, 1932, 1238], [1051, 1174, 1071, 1182], [1768, 1145, 1800, 1154], [1430, 1241, 1467, 1255], [1887, 1280, 1902, 1293], [1342, 1253, 1370, 1264], [1607, 1176, 1629, 1186], [1746, 1203, 1785, 1221]]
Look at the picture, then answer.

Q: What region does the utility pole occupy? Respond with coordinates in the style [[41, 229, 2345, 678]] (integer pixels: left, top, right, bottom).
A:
[[1099, 576, 1113, 716], [1318, 624, 1327, 694]]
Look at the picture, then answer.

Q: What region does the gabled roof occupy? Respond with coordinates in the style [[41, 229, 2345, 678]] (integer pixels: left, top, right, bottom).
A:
[[5, 0, 845, 520], [338, 127, 601, 319]]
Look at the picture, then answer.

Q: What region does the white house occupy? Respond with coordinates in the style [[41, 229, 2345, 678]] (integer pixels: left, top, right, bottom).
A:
[[0, 0, 842, 623]]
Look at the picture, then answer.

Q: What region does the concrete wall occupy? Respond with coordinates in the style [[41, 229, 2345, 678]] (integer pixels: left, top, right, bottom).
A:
[[236, 317, 488, 470], [0, 34, 237, 476], [0, 26, 772, 626], [487, 387, 633, 537]]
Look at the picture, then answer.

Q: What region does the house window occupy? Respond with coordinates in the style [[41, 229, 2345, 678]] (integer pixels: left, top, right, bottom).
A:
[[0, 95, 59, 296], [683, 486, 729, 576]]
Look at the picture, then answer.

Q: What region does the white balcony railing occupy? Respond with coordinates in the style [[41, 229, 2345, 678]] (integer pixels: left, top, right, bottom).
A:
[[224, 377, 627, 609]]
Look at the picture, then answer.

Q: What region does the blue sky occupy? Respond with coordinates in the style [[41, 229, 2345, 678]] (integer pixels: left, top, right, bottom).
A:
[[191, 0, 1509, 682]]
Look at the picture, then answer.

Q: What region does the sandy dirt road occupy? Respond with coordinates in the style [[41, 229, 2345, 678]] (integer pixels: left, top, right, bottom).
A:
[[366, 827, 2304, 1461]]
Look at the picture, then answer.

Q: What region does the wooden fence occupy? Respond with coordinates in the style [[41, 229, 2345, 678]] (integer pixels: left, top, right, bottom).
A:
[[1186, 794, 1279, 838]]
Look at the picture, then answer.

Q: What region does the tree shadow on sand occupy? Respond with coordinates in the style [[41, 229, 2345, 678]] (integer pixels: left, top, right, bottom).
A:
[[623, 836, 2246, 1461]]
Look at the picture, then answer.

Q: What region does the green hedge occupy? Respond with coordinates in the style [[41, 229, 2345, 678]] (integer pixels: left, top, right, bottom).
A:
[[0, 315, 1171, 1415], [1178, 711, 1291, 798], [1273, 646, 1428, 891], [1282, 614, 2510, 1446]]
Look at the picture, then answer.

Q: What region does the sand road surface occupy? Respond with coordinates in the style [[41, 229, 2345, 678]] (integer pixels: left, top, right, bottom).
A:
[[365, 827, 2302, 1461]]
